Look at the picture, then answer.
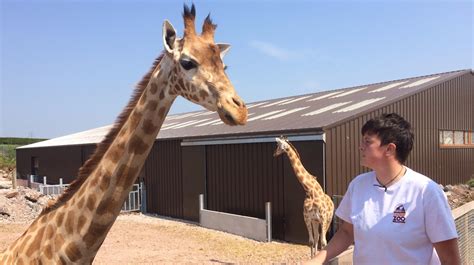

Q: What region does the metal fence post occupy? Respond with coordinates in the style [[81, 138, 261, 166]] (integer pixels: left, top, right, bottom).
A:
[[265, 202, 272, 242], [12, 170, 17, 189]]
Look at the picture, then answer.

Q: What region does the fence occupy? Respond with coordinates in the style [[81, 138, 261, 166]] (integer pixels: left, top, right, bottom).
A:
[[199, 194, 272, 242], [28, 175, 142, 213], [452, 200, 474, 264]]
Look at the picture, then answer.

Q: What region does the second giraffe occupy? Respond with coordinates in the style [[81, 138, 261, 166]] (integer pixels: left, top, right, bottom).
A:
[[273, 136, 334, 258]]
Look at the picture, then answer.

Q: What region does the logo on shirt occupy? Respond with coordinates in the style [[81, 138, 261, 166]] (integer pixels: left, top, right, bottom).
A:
[[392, 204, 406, 223]]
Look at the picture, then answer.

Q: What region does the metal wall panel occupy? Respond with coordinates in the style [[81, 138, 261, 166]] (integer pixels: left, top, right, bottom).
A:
[[182, 145, 206, 222], [326, 72, 474, 197], [16, 146, 83, 184], [144, 140, 183, 219], [205, 140, 324, 243]]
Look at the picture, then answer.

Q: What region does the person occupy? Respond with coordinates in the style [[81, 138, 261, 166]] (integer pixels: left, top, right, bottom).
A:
[[306, 113, 460, 265]]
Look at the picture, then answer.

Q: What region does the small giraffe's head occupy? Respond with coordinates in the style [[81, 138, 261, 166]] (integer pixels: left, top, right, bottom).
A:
[[161, 4, 247, 126], [274, 136, 290, 157]]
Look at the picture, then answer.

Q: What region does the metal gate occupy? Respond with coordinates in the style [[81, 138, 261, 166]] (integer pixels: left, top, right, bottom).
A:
[[30, 175, 143, 213]]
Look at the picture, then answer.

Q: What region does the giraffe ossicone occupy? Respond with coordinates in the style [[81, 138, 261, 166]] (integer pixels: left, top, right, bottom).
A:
[[274, 136, 334, 258], [1, 4, 247, 264]]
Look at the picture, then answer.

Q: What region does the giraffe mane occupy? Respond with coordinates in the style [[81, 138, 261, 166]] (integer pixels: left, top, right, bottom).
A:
[[284, 138, 301, 160], [40, 53, 165, 215]]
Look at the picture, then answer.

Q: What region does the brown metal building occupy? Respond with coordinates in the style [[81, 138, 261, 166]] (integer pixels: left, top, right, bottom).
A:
[[16, 69, 474, 243]]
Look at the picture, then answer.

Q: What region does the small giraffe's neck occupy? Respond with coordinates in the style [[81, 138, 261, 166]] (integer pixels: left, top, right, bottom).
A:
[[285, 144, 323, 194], [1, 54, 179, 264]]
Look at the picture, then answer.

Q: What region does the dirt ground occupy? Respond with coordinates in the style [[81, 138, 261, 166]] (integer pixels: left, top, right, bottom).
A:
[[0, 168, 472, 264], [0, 213, 309, 264], [0, 170, 309, 264]]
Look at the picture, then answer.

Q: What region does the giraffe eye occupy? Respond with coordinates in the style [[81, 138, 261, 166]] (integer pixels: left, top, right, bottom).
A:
[[179, 59, 197, 70], [224, 65, 228, 71]]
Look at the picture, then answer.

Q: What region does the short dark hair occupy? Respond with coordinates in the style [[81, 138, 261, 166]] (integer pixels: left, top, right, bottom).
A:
[[361, 113, 414, 163]]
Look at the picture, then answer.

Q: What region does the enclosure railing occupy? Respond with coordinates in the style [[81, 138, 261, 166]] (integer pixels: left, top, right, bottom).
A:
[[27, 175, 142, 213]]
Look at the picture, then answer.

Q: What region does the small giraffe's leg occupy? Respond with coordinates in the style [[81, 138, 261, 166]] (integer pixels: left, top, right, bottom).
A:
[[319, 221, 327, 249], [304, 216, 314, 258], [311, 220, 320, 257]]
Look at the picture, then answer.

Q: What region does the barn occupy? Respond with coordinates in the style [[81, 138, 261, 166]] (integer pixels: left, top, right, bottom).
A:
[[16, 69, 474, 243]]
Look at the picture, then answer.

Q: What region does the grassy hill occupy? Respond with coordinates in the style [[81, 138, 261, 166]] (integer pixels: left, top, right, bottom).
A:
[[0, 137, 48, 168]]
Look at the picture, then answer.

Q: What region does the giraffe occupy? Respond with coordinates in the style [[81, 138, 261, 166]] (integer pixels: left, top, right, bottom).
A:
[[273, 136, 334, 258], [0, 4, 247, 264]]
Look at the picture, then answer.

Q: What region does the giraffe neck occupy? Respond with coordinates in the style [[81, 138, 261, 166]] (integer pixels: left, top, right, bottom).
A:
[[1, 54, 178, 264], [285, 145, 323, 194]]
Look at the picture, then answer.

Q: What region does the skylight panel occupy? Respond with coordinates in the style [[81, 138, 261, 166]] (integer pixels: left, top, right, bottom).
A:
[[247, 102, 268, 109], [191, 111, 214, 117], [263, 107, 310, 120], [260, 98, 295, 108], [330, 87, 367, 98], [279, 96, 313, 105], [195, 118, 222, 127], [166, 112, 198, 121], [369, 81, 408, 93], [302, 102, 352, 116], [399, 76, 440, 89], [162, 120, 201, 130], [162, 122, 180, 129], [333, 97, 385, 113], [307, 91, 344, 101], [170, 118, 212, 129], [248, 109, 286, 121]]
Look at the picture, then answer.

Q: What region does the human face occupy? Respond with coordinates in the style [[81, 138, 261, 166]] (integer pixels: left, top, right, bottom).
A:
[[359, 133, 388, 169]]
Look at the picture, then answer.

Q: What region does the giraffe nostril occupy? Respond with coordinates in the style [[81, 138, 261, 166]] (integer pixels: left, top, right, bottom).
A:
[[232, 97, 242, 107]]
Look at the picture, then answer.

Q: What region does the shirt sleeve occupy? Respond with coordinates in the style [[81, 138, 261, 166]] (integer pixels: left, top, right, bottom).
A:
[[423, 181, 458, 243], [335, 181, 354, 224]]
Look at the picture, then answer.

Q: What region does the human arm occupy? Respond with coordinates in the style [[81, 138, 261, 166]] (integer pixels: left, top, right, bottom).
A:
[[303, 220, 354, 265], [433, 238, 460, 265]]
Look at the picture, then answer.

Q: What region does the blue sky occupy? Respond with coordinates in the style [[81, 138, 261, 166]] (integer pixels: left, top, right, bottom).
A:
[[1, 0, 472, 139]]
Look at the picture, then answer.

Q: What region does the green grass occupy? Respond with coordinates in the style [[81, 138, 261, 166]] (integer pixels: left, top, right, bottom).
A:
[[0, 137, 46, 169]]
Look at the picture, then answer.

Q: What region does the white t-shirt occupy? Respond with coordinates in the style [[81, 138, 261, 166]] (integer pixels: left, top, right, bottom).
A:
[[336, 167, 458, 265]]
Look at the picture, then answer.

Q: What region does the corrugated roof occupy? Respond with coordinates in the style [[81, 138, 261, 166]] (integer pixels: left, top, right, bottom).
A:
[[19, 69, 469, 149]]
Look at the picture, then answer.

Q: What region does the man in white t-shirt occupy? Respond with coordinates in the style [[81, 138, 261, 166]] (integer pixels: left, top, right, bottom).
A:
[[306, 113, 460, 265]]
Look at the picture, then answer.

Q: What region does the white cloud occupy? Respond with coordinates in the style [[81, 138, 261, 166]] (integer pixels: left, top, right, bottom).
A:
[[249, 40, 293, 61]]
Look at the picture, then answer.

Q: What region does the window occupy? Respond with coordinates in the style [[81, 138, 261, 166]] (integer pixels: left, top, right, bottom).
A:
[[439, 130, 474, 148]]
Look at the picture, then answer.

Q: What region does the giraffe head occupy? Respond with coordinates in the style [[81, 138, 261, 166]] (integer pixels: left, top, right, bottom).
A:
[[273, 136, 290, 157], [161, 4, 247, 126]]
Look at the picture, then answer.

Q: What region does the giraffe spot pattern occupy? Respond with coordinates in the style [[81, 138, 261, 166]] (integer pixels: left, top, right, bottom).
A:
[[65, 211, 75, 234], [129, 111, 143, 131], [99, 174, 111, 192], [77, 215, 87, 232], [142, 119, 158, 135], [159, 89, 165, 100], [158, 107, 166, 120], [65, 242, 82, 262], [56, 212, 65, 227], [54, 234, 65, 249], [45, 224, 54, 240], [26, 226, 44, 257], [96, 194, 119, 216], [199, 90, 209, 100], [87, 195, 97, 211], [44, 243, 53, 259], [84, 221, 109, 248], [149, 82, 158, 94], [129, 135, 148, 155], [145, 100, 159, 111], [77, 197, 85, 209]]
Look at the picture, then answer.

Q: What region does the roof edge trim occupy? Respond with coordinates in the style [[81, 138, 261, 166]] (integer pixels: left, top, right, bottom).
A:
[[181, 133, 325, 146]]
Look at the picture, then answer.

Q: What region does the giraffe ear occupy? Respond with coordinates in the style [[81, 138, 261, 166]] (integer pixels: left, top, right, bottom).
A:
[[216, 43, 231, 59], [163, 20, 177, 52]]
